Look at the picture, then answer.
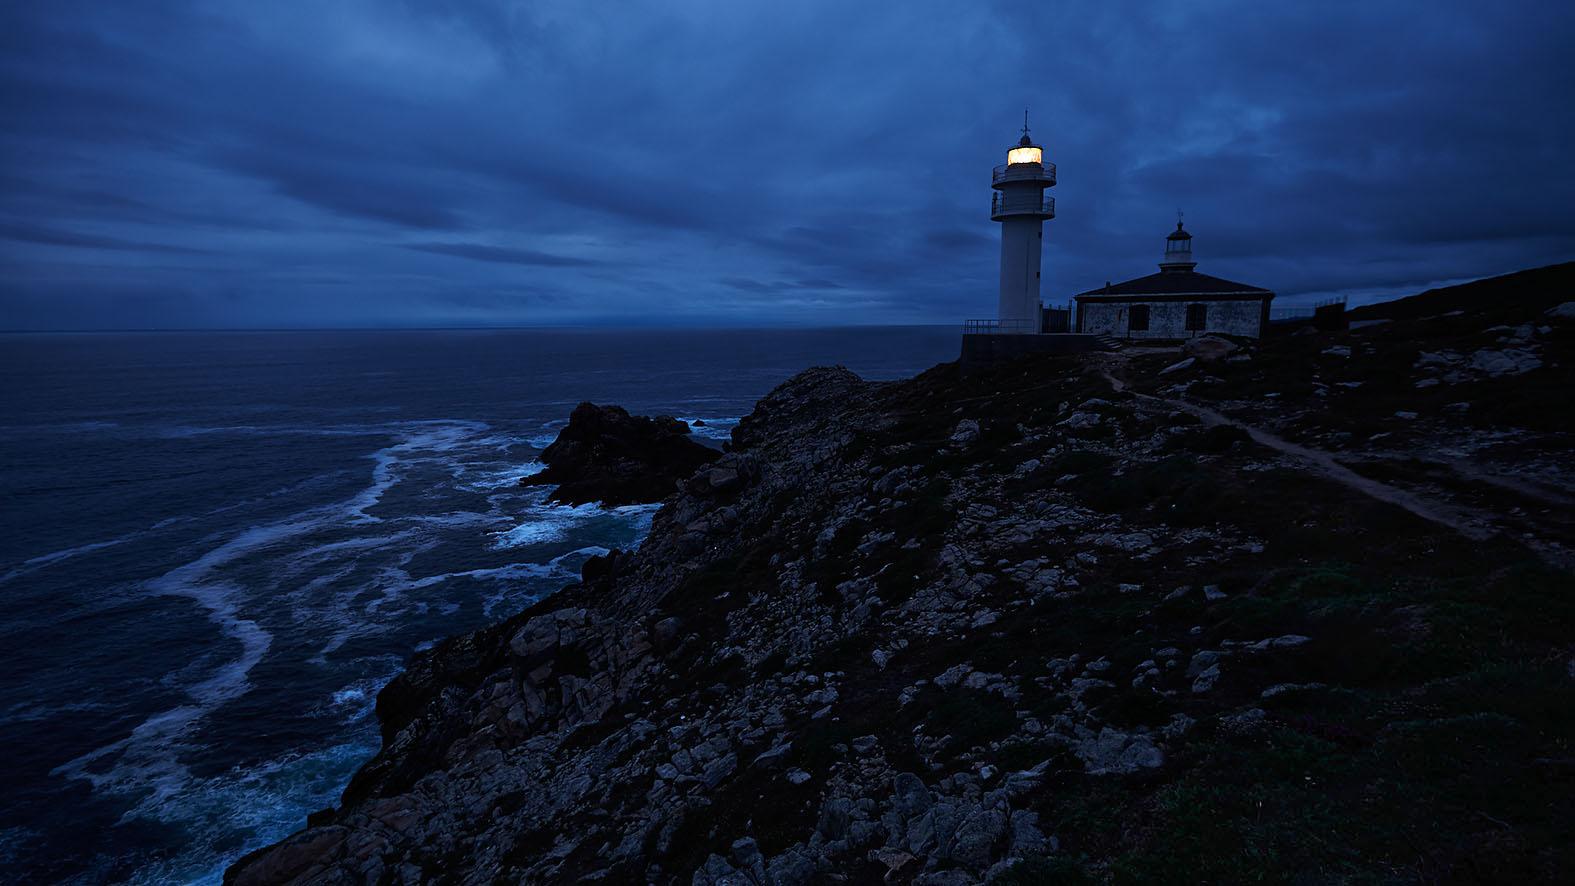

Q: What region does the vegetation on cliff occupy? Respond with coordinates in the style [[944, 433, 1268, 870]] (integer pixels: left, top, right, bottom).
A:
[[231, 266, 1574, 885]]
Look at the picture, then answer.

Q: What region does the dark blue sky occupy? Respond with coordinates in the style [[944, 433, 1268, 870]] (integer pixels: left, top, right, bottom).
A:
[[3, 1, 1572, 329]]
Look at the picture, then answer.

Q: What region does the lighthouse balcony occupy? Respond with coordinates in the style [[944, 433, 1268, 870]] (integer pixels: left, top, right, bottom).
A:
[[991, 194, 1055, 220], [992, 161, 1056, 187]]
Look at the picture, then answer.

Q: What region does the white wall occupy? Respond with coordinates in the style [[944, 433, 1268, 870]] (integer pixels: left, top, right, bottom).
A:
[[997, 217, 1042, 332], [1078, 298, 1267, 339]]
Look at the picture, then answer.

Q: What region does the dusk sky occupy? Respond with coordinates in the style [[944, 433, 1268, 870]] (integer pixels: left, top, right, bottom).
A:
[[3, 1, 1572, 329]]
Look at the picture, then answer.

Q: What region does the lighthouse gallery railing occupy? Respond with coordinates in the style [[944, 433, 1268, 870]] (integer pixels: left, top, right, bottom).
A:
[[992, 162, 1056, 185], [991, 194, 1055, 218]]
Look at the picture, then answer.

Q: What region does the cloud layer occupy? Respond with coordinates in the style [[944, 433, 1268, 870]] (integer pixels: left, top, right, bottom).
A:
[[3, 1, 1572, 328]]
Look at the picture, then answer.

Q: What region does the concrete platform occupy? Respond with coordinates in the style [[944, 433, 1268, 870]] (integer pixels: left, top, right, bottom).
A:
[[959, 333, 1113, 371]]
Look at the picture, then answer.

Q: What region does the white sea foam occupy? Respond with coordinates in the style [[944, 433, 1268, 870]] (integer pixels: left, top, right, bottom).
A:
[[455, 460, 547, 493], [492, 500, 606, 548], [344, 420, 493, 523], [611, 502, 663, 536], [118, 734, 381, 886], [52, 519, 299, 805], [528, 418, 567, 450], [0, 535, 137, 585], [477, 547, 607, 616], [41, 414, 665, 882], [47, 420, 478, 803]]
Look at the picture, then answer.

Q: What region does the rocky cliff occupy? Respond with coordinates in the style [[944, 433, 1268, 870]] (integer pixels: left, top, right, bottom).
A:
[[230, 266, 1575, 884]]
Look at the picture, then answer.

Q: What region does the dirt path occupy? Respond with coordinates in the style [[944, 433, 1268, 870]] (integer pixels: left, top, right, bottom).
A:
[[1099, 368, 1498, 541]]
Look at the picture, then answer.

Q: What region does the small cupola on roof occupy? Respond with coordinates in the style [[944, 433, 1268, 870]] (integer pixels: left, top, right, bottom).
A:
[[1159, 219, 1196, 273]]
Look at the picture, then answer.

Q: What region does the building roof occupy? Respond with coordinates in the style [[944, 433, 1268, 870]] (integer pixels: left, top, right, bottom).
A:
[[1075, 269, 1273, 300]]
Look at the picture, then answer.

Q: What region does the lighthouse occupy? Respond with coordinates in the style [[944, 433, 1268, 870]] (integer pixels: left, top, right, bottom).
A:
[[991, 114, 1056, 333]]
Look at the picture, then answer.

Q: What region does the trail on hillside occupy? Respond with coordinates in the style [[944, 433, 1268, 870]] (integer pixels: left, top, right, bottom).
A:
[[1098, 367, 1499, 542]]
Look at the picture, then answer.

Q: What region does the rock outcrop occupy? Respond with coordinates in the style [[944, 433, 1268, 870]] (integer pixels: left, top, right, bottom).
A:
[[231, 276, 1574, 884], [523, 402, 721, 505]]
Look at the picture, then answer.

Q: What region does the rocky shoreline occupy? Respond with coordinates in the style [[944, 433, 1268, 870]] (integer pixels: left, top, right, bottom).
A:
[[229, 267, 1574, 884]]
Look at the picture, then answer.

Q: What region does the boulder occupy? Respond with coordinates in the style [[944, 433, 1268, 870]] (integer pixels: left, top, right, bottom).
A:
[[1545, 301, 1575, 320], [950, 419, 981, 446], [1076, 728, 1165, 775], [1182, 335, 1240, 362], [522, 402, 721, 505], [1469, 348, 1542, 377], [950, 806, 1008, 873]]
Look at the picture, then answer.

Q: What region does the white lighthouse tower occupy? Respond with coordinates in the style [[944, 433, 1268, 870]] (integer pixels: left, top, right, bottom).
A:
[[991, 113, 1056, 333]]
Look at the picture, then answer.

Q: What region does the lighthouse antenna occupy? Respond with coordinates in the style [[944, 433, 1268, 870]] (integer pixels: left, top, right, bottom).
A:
[[1022, 108, 1030, 139]]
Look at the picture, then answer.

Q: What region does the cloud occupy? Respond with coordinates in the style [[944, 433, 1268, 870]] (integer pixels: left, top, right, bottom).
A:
[[0, 221, 210, 254], [1, 0, 1572, 328], [402, 241, 594, 266]]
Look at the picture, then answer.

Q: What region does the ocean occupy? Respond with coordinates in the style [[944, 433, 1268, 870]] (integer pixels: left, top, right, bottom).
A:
[[0, 327, 958, 884]]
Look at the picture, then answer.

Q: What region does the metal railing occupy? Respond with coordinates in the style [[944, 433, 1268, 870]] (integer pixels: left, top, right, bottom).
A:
[[1270, 307, 1315, 320], [991, 194, 1055, 219], [1271, 297, 1347, 321], [962, 319, 1039, 335], [993, 162, 1056, 185]]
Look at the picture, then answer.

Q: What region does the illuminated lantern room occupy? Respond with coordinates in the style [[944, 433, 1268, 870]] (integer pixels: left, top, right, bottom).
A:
[[1006, 133, 1043, 167]]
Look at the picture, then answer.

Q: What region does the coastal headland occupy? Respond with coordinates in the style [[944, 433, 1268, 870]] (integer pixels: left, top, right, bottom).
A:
[[230, 264, 1575, 884]]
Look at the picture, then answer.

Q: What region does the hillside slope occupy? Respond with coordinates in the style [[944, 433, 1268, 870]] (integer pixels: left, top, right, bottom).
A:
[[230, 284, 1574, 884]]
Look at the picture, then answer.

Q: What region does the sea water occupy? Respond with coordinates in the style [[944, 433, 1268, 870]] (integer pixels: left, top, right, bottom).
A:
[[0, 327, 956, 884]]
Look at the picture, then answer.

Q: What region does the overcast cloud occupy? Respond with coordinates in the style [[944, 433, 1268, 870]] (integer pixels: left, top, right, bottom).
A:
[[2, 0, 1572, 328]]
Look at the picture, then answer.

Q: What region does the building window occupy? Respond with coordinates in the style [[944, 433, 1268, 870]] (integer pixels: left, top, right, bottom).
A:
[[1129, 304, 1150, 331], [1186, 303, 1207, 331]]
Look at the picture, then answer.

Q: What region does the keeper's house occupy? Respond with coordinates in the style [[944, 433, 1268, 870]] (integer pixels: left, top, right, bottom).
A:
[[1075, 222, 1274, 340]]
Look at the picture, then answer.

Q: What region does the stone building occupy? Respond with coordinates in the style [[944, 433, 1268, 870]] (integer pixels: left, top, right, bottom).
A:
[[1075, 223, 1274, 339]]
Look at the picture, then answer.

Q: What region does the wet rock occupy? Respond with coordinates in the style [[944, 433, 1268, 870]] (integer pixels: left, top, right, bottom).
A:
[[524, 402, 721, 505], [228, 827, 347, 886]]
